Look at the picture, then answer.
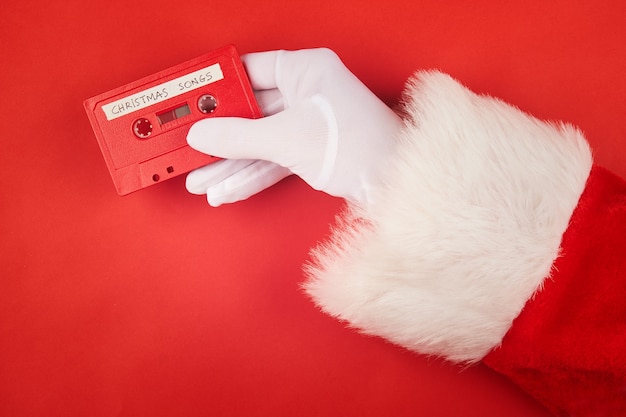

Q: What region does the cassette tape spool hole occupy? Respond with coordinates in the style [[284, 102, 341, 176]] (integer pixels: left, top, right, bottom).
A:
[[198, 94, 217, 113], [133, 118, 153, 139]]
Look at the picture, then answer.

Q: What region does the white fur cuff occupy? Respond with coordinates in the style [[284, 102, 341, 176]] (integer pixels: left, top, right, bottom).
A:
[[304, 71, 592, 363]]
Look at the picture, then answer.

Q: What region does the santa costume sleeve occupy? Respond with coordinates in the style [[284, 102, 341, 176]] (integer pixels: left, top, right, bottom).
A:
[[303, 71, 626, 417]]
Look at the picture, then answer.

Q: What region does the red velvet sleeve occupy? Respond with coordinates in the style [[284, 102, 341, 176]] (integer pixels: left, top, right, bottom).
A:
[[483, 165, 626, 417]]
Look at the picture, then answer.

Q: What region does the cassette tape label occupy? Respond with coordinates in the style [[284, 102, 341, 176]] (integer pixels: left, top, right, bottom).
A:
[[101, 63, 224, 120]]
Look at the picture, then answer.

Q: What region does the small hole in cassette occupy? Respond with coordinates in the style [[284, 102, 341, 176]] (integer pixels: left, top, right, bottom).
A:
[[166, 166, 174, 174], [198, 94, 217, 113], [152, 174, 160, 182]]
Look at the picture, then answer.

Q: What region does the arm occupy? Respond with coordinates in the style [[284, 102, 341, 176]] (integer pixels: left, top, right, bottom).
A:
[[186, 48, 626, 416]]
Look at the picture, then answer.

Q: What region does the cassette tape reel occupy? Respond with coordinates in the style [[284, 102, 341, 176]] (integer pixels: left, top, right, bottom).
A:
[[84, 44, 262, 195]]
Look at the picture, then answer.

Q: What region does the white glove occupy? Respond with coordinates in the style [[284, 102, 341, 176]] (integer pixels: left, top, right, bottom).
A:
[[185, 48, 403, 206]]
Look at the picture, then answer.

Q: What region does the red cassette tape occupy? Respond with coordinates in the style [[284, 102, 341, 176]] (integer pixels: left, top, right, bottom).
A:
[[84, 44, 262, 195]]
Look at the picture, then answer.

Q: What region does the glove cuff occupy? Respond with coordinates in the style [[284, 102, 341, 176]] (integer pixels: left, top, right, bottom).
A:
[[303, 70, 592, 362]]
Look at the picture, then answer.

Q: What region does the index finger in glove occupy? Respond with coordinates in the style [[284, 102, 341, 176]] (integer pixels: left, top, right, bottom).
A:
[[242, 48, 347, 106]]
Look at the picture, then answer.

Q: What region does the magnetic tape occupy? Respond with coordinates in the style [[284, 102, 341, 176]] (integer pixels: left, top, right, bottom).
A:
[[84, 44, 262, 195]]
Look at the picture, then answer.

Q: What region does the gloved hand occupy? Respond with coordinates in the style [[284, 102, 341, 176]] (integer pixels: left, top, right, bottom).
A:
[[185, 48, 403, 206]]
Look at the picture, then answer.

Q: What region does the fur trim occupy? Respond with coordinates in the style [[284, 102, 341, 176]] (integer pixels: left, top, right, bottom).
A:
[[304, 71, 592, 363]]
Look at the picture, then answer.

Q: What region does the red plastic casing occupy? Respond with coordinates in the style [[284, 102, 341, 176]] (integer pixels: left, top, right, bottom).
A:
[[83, 44, 262, 195]]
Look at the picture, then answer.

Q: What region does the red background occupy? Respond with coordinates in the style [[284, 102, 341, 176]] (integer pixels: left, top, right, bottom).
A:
[[1, 1, 624, 416]]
